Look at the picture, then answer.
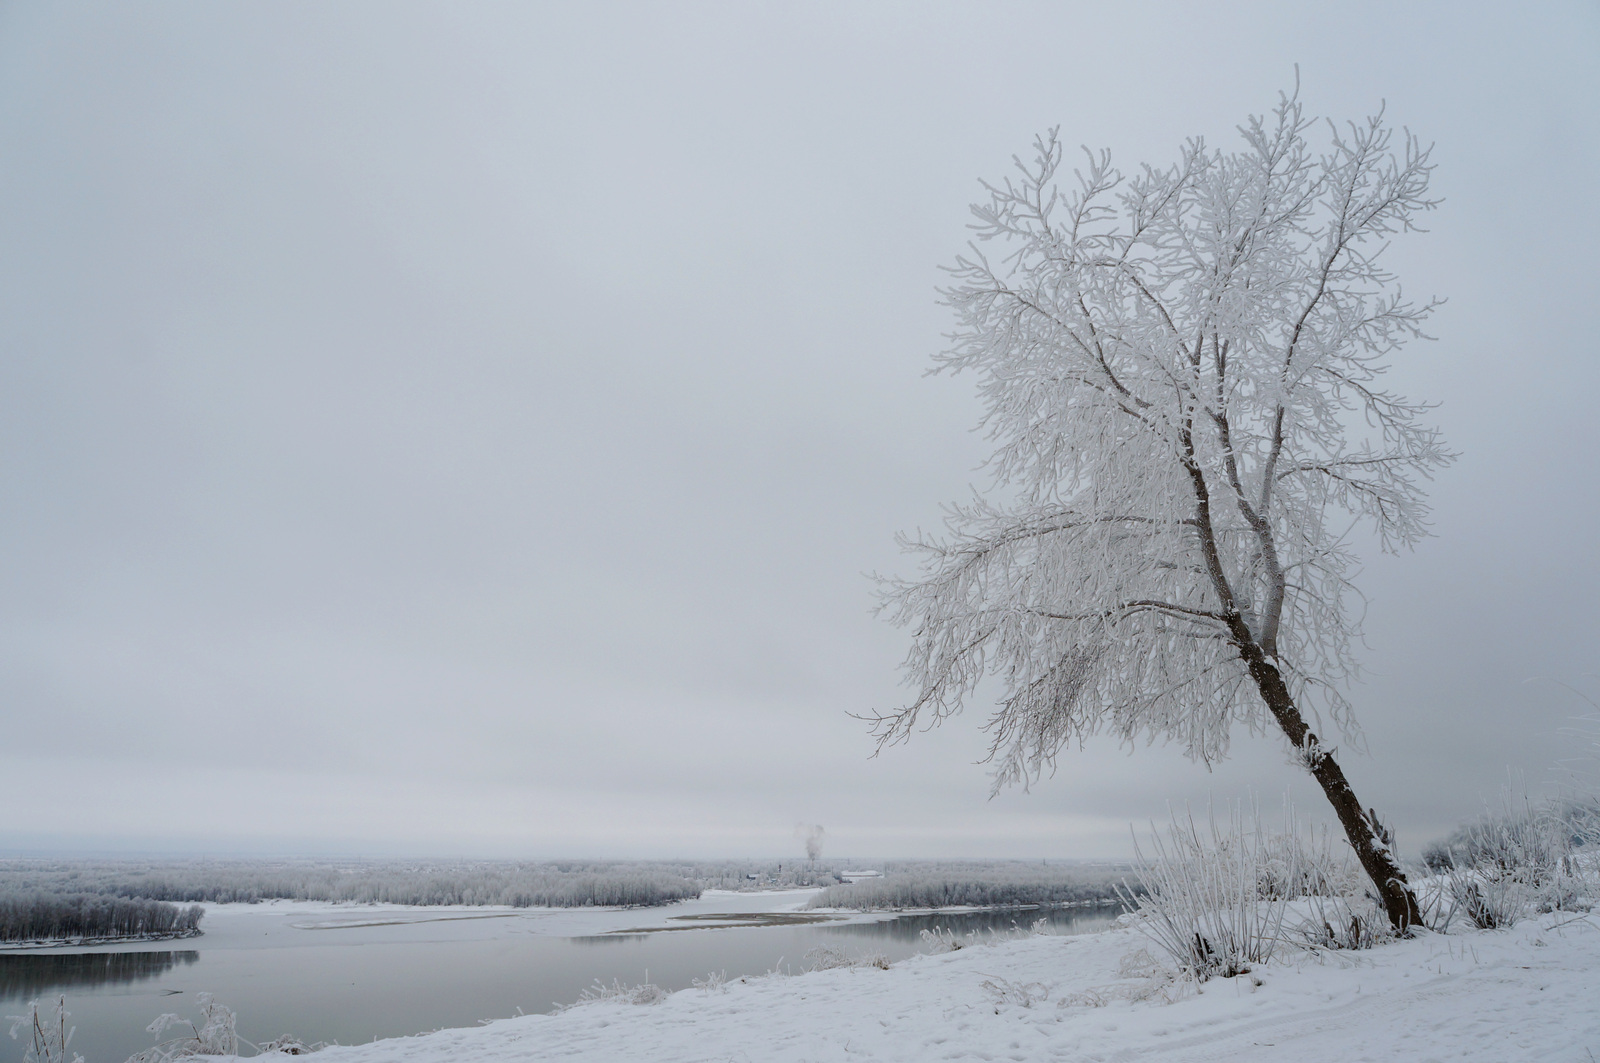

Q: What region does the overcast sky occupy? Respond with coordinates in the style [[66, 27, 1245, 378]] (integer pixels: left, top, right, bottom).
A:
[[0, 2, 1596, 862]]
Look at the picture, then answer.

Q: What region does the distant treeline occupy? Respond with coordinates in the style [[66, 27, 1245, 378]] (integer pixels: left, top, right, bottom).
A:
[[678, 863, 841, 890], [0, 858, 1129, 920], [0, 892, 203, 944], [0, 860, 701, 910], [804, 860, 1130, 911]]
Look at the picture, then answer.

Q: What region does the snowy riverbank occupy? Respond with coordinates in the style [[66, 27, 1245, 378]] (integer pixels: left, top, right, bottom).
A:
[[290, 909, 1600, 1063]]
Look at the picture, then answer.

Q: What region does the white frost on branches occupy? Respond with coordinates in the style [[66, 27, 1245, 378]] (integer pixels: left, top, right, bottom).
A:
[[876, 90, 1450, 790]]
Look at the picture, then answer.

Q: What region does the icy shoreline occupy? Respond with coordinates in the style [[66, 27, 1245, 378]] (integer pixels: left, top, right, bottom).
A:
[[0, 927, 204, 952], [280, 910, 1599, 1063]]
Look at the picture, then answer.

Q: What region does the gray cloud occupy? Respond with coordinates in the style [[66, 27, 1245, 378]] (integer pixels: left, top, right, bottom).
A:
[[0, 2, 1595, 859]]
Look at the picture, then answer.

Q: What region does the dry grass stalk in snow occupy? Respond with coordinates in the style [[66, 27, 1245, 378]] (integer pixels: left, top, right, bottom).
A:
[[6, 996, 82, 1063]]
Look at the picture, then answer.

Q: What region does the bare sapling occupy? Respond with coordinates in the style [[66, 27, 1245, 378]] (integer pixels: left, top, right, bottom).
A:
[[874, 84, 1448, 931]]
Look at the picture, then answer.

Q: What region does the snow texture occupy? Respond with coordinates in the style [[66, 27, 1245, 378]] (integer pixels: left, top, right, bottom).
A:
[[286, 912, 1598, 1062]]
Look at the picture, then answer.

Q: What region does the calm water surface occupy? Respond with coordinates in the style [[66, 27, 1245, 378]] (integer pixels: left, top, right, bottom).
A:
[[1, 901, 1119, 1063]]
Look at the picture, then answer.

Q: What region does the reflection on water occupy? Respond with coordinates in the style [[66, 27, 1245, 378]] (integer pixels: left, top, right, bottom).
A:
[[830, 904, 1123, 942], [0, 951, 199, 998]]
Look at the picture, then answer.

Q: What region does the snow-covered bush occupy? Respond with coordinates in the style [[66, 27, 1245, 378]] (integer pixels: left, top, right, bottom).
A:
[[6, 996, 83, 1063], [1419, 781, 1591, 931], [563, 978, 667, 1008], [978, 977, 1050, 1010], [802, 946, 890, 971], [1553, 799, 1600, 851], [918, 917, 1050, 954], [1425, 796, 1562, 880], [126, 993, 239, 1062], [690, 971, 727, 994], [1256, 822, 1365, 901], [1118, 802, 1300, 979], [1295, 893, 1394, 950], [1260, 817, 1394, 950], [918, 926, 968, 953], [255, 1034, 327, 1056]]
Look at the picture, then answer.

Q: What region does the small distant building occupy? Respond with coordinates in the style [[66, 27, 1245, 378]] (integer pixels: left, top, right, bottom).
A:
[[840, 869, 882, 883]]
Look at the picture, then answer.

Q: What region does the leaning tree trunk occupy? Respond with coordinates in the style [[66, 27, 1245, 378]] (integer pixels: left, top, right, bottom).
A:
[[1182, 432, 1422, 932], [1228, 620, 1423, 932]]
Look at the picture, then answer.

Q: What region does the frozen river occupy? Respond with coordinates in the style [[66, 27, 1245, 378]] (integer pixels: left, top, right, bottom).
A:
[[1, 892, 1120, 1062]]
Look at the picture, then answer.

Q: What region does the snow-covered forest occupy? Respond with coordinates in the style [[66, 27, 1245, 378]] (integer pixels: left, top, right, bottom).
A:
[[0, 861, 704, 912], [0, 894, 202, 945]]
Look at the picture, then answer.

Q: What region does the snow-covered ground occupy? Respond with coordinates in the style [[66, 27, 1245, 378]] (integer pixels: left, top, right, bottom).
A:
[[291, 909, 1599, 1063]]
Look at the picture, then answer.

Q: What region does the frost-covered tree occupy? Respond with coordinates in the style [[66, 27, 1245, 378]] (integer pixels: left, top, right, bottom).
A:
[[875, 90, 1448, 930]]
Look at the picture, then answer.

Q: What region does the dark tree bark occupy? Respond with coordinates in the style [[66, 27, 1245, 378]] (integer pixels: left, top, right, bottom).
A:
[[1185, 430, 1422, 932], [1230, 622, 1422, 931]]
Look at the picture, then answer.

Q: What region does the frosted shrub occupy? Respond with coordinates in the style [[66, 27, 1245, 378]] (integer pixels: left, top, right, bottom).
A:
[[690, 971, 727, 994], [918, 926, 968, 953], [1555, 800, 1600, 853], [1264, 818, 1393, 950], [6, 996, 83, 1063], [978, 977, 1050, 1010], [1419, 781, 1590, 931], [1118, 803, 1294, 979], [563, 977, 666, 1009], [256, 1034, 327, 1056], [1124, 798, 1401, 966], [1453, 873, 1520, 930], [1257, 821, 1364, 901], [803, 945, 851, 970], [802, 946, 890, 971], [1297, 893, 1394, 950], [127, 993, 239, 1062], [918, 917, 1049, 954], [1425, 849, 1564, 933]]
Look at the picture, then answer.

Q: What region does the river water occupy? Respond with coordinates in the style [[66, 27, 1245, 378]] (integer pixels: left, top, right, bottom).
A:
[[0, 893, 1120, 1063]]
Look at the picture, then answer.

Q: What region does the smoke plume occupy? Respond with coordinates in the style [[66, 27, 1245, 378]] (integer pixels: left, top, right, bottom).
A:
[[794, 823, 825, 863]]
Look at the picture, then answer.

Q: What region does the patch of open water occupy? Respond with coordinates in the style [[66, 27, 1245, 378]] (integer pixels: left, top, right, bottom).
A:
[[0, 897, 1119, 1063]]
